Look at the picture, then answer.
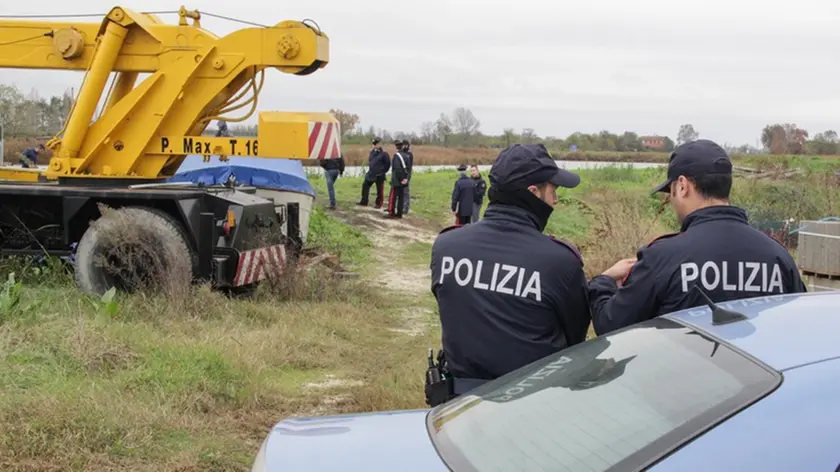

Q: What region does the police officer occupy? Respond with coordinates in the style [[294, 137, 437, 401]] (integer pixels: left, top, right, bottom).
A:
[[358, 137, 391, 208], [589, 139, 807, 335], [430, 143, 592, 395], [387, 139, 410, 218], [401, 140, 414, 215], [451, 164, 476, 225]]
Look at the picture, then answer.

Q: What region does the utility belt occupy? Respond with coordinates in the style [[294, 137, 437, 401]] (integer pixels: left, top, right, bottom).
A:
[[424, 349, 491, 407], [424, 349, 456, 407]]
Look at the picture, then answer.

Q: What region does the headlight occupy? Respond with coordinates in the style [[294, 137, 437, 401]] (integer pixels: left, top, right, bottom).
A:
[[250, 437, 268, 472]]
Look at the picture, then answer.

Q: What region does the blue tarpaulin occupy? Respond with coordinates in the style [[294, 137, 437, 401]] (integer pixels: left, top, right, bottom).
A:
[[167, 155, 316, 197]]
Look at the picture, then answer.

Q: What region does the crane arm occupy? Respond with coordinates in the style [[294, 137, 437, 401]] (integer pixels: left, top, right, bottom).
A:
[[0, 17, 161, 72], [0, 6, 339, 181]]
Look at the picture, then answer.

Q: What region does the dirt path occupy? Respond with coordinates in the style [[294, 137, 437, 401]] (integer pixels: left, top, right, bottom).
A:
[[333, 205, 438, 336], [299, 206, 440, 416]]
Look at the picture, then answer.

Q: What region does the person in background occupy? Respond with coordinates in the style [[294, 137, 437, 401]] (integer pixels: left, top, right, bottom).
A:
[[215, 120, 231, 137], [19, 143, 45, 168], [470, 164, 487, 222], [451, 164, 476, 225], [387, 140, 410, 218], [319, 153, 345, 210], [402, 140, 414, 215], [358, 137, 391, 208]]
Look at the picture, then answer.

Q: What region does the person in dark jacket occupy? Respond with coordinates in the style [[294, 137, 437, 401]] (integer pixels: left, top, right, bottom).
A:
[[19, 144, 45, 168], [387, 140, 410, 218], [451, 164, 476, 225], [215, 120, 231, 137], [469, 164, 487, 222], [429, 143, 590, 398], [319, 154, 345, 209], [358, 137, 390, 208], [402, 140, 414, 215], [589, 139, 807, 336]]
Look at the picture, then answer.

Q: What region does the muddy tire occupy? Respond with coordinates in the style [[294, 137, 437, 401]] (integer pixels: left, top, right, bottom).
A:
[[74, 205, 195, 296]]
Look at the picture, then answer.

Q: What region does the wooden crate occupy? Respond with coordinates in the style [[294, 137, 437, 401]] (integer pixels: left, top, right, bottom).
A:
[[797, 221, 840, 277], [805, 274, 840, 292]]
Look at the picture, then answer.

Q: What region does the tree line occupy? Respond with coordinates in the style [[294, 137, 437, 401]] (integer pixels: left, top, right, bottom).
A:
[[2, 84, 839, 156], [324, 109, 840, 156], [0, 85, 73, 137]]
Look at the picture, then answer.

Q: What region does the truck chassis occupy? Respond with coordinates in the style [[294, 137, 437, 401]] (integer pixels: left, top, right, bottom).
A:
[[0, 179, 302, 295]]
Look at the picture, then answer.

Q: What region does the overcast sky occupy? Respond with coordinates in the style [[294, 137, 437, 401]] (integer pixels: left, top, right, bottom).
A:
[[4, 0, 840, 145]]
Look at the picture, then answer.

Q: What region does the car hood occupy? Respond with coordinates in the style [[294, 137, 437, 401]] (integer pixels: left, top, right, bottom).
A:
[[262, 409, 449, 472]]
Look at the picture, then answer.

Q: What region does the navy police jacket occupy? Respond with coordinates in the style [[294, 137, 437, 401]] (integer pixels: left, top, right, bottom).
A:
[[589, 205, 807, 335], [430, 204, 592, 380], [403, 150, 414, 180], [451, 173, 476, 216], [390, 151, 410, 188], [366, 148, 390, 180]]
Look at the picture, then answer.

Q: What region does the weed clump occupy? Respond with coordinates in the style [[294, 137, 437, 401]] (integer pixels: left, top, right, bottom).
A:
[[578, 190, 677, 277]]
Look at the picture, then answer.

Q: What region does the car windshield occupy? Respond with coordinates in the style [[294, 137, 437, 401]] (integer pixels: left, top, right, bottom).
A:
[[427, 317, 780, 472]]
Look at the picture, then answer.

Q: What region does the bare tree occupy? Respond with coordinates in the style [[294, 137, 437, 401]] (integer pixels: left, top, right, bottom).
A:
[[451, 107, 480, 136], [502, 128, 516, 147], [420, 121, 436, 144], [328, 108, 360, 137], [520, 128, 538, 144], [676, 124, 699, 145], [435, 113, 452, 145], [761, 123, 809, 154]]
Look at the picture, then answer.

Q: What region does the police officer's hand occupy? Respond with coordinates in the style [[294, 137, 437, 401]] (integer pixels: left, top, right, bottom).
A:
[[401, 179, 408, 185], [601, 258, 637, 281]]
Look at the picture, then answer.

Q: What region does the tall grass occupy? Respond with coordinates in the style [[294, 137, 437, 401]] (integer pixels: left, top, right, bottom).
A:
[[0, 203, 434, 471]]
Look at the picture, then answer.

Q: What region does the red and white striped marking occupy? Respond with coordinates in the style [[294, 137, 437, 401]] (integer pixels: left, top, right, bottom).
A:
[[233, 244, 287, 286], [308, 121, 341, 159]]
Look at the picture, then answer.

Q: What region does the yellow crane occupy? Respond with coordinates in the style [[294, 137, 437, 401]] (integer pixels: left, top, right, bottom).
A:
[[0, 6, 341, 295]]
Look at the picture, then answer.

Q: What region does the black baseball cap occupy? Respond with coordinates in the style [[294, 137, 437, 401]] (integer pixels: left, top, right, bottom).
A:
[[490, 143, 580, 190], [652, 139, 732, 194]]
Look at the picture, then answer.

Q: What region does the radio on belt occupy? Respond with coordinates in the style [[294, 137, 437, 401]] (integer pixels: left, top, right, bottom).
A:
[[424, 348, 455, 407]]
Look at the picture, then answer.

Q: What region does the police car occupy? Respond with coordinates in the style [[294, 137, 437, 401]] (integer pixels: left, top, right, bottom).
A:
[[250, 290, 840, 471]]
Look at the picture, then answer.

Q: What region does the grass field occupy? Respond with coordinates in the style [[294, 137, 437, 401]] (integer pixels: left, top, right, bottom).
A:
[[0, 160, 836, 470], [324, 144, 840, 170], [308, 162, 837, 274]]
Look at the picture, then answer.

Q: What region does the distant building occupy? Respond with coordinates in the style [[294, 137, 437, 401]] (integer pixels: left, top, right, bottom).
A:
[[640, 136, 666, 149]]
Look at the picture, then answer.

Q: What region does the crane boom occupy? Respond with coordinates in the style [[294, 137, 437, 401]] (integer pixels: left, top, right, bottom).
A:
[[0, 6, 339, 297], [0, 6, 339, 181]]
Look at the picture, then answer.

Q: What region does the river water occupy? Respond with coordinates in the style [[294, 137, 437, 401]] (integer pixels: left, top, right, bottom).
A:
[[303, 160, 666, 178], [1, 160, 665, 179]]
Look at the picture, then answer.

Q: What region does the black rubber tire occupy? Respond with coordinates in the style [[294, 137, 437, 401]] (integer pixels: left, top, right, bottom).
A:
[[74, 205, 196, 296]]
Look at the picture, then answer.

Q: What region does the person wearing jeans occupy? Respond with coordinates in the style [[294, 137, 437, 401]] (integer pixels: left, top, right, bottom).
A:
[[470, 165, 486, 222], [319, 154, 345, 209]]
